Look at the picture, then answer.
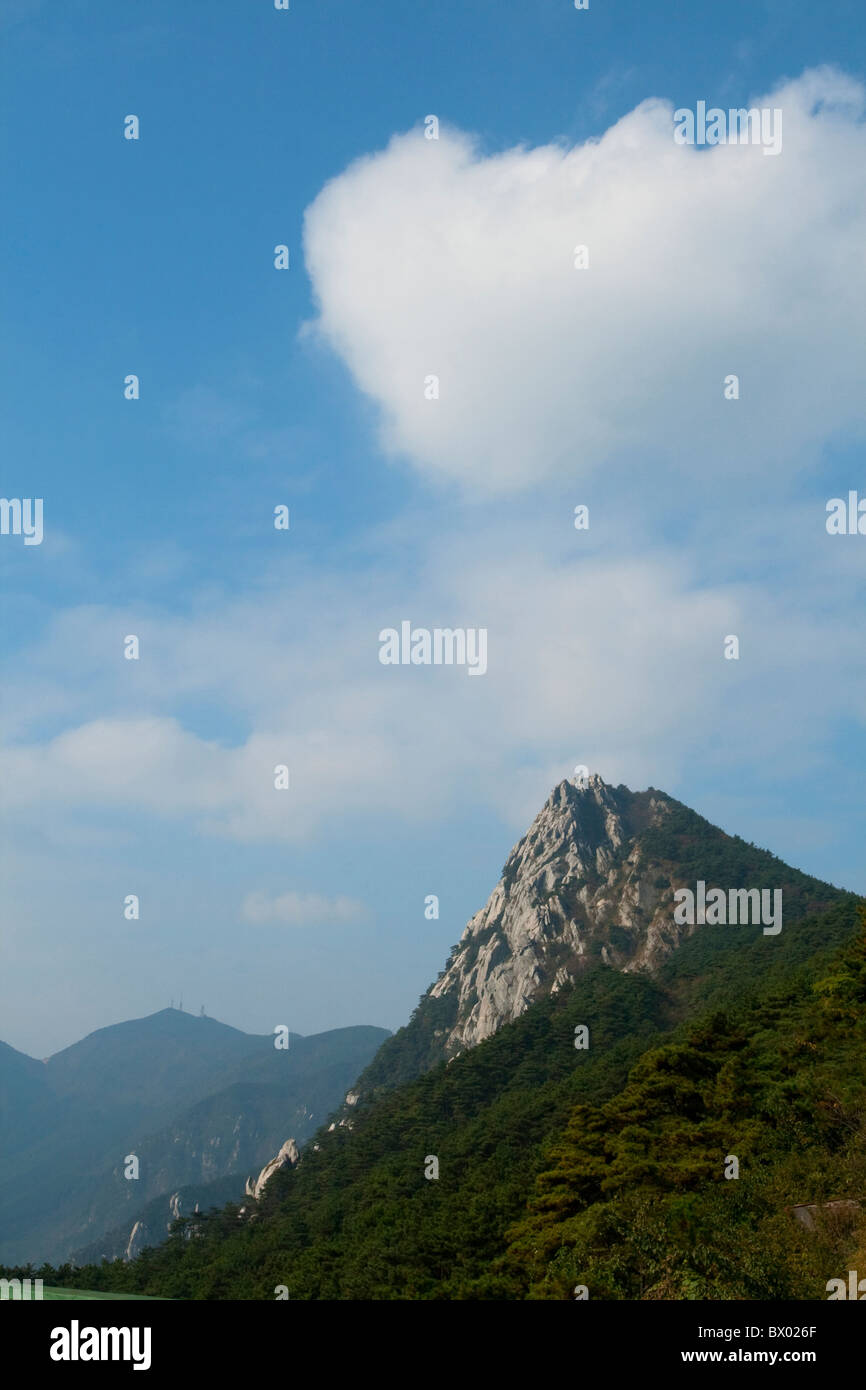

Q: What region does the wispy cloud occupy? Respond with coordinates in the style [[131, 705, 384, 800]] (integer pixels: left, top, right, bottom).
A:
[[241, 890, 367, 928]]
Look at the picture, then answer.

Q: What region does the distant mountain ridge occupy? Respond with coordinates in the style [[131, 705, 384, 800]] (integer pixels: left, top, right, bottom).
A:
[[0, 1010, 389, 1265]]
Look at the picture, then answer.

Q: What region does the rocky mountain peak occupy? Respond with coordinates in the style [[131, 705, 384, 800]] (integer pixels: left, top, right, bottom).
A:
[[427, 776, 675, 1055], [353, 774, 840, 1100]]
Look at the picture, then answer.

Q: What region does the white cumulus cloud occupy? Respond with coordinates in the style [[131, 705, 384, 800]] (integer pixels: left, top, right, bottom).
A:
[[303, 67, 866, 496]]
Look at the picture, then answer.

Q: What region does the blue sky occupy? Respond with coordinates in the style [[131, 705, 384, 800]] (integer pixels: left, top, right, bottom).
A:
[[1, 0, 865, 1056]]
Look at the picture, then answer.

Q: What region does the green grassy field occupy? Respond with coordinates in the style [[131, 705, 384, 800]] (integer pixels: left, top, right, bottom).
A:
[[40, 1287, 170, 1301]]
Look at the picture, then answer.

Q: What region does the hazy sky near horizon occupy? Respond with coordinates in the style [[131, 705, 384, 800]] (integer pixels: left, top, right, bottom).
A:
[[2, 0, 865, 1057]]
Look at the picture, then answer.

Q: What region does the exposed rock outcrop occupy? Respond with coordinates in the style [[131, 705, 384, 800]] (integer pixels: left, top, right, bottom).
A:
[[124, 1220, 149, 1262], [244, 1138, 299, 1201], [340, 773, 841, 1114], [426, 775, 681, 1055]]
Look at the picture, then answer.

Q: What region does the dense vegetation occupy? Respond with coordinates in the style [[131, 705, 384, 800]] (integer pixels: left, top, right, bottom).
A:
[[506, 910, 866, 1298], [12, 892, 864, 1300]]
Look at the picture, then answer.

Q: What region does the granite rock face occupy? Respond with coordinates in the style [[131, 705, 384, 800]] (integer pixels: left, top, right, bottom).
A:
[[124, 1219, 149, 1262], [427, 775, 686, 1056], [349, 773, 841, 1117], [244, 1138, 300, 1201], [121, 1190, 201, 1262]]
